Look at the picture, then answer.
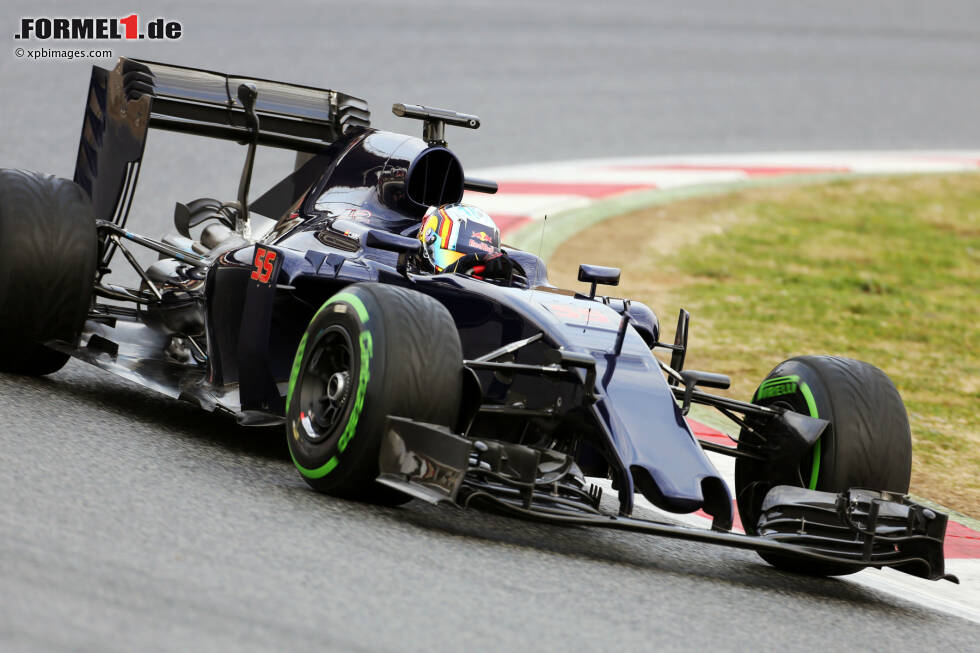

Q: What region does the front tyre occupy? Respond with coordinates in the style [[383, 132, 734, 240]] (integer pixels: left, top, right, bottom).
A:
[[285, 283, 463, 503], [735, 355, 912, 576], [0, 169, 97, 375]]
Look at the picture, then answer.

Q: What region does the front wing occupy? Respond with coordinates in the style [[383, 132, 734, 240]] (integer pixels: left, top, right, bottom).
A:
[[376, 417, 956, 583]]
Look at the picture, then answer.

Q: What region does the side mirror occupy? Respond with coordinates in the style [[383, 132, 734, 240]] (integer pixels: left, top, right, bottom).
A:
[[578, 263, 621, 299], [679, 369, 731, 390], [678, 369, 732, 415], [365, 229, 422, 277], [364, 229, 422, 255], [463, 177, 498, 194], [668, 309, 690, 385]]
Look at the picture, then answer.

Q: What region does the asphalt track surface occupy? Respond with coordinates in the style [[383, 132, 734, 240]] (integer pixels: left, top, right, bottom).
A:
[[2, 1, 979, 650]]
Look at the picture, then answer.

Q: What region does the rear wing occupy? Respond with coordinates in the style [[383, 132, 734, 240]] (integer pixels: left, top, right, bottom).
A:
[[73, 57, 370, 224]]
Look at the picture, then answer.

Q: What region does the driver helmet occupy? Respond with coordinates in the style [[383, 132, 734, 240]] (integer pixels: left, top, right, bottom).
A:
[[417, 203, 501, 271]]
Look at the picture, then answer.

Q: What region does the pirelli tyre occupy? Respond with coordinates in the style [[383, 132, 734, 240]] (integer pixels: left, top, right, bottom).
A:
[[735, 355, 913, 576], [285, 283, 463, 503], [0, 169, 97, 375]]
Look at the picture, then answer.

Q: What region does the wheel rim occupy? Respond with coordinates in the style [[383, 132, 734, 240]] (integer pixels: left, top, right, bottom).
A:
[[297, 325, 355, 443]]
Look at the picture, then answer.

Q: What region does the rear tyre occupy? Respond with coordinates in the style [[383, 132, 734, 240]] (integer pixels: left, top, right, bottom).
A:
[[735, 355, 912, 576], [0, 169, 97, 375], [285, 283, 463, 504]]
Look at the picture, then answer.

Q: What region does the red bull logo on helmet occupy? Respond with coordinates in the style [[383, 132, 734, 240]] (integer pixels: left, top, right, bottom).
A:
[[468, 230, 495, 252]]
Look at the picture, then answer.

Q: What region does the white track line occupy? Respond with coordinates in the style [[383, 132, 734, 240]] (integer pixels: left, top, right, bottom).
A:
[[474, 150, 980, 622], [467, 150, 980, 228]]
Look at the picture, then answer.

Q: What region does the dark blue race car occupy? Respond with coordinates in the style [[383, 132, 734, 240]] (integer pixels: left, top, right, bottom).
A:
[[0, 58, 956, 583]]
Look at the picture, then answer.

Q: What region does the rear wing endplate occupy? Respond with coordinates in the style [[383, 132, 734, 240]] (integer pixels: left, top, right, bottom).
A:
[[73, 57, 370, 224]]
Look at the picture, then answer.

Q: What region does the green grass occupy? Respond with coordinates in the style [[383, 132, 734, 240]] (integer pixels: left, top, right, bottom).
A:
[[549, 173, 980, 516]]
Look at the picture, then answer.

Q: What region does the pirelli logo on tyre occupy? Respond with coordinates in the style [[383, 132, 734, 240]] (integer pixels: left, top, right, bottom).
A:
[[755, 375, 799, 400]]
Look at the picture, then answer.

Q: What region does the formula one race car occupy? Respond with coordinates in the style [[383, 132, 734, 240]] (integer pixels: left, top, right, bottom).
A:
[[0, 58, 955, 582]]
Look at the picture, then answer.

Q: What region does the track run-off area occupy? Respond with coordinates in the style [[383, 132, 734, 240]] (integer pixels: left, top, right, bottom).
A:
[[467, 149, 980, 624]]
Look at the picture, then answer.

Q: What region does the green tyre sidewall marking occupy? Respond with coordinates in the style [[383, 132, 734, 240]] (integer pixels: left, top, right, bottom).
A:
[[286, 290, 379, 481], [797, 380, 822, 490], [752, 373, 822, 490]]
